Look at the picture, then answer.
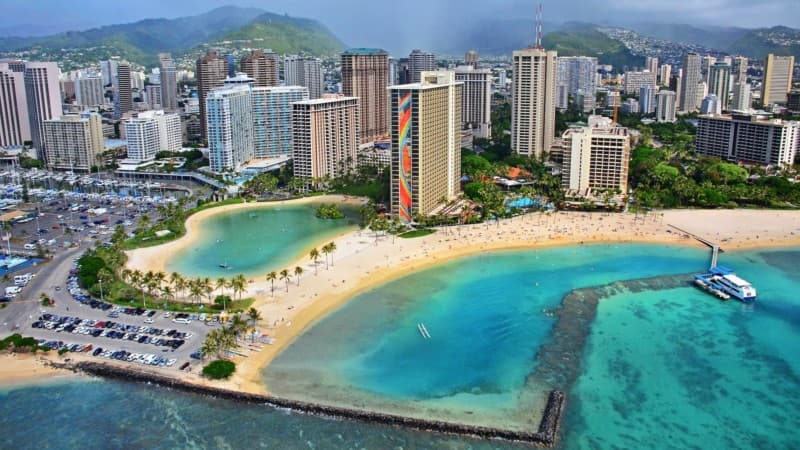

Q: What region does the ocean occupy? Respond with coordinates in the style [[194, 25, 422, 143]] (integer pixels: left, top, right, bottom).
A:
[[2, 244, 799, 449]]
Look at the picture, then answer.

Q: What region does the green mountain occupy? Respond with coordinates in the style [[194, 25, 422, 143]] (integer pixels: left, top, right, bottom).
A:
[[727, 26, 800, 58], [626, 23, 800, 59], [208, 12, 345, 55], [543, 24, 644, 69], [0, 6, 344, 68]]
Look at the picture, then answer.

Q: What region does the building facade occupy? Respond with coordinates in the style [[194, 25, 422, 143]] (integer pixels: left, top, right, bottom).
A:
[[557, 56, 598, 105], [511, 47, 557, 158], [42, 111, 104, 171], [0, 62, 29, 147], [75, 73, 104, 107], [114, 61, 132, 118], [196, 51, 229, 144], [561, 120, 631, 193], [696, 113, 799, 166], [292, 96, 359, 181], [408, 49, 436, 83], [124, 110, 182, 162], [284, 56, 323, 99], [709, 63, 732, 110], [761, 54, 795, 106], [205, 85, 254, 172], [159, 53, 179, 111], [390, 71, 462, 221], [640, 86, 656, 114], [624, 70, 657, 95], [240, 50, 279, 88], [341, 48, 389, 144], [656, 90, 677, 123], [679, 52, 702, 112], [24, 62, 62, 160], [454, 66, 492, 139], [251, 86, 309, 158], [731, 82, 752, 111]]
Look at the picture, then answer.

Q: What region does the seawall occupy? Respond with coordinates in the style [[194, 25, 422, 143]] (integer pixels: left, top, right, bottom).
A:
[[72, 361, 565, 447]]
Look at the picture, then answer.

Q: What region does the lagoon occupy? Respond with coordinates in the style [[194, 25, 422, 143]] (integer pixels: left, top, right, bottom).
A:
[[164, 203, 358, 278]]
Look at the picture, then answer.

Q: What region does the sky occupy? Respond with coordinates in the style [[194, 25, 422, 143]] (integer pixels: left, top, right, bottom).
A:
[[0, 0, 797, 49]]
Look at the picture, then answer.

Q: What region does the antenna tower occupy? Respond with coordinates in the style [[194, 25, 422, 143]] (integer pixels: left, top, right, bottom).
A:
[[535, 3, 543, 49]]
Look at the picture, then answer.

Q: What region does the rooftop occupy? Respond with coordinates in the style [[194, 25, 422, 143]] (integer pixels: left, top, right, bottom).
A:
[[342, 48, 387, 56]]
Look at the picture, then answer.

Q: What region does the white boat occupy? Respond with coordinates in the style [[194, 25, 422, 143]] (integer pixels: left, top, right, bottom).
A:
[[695, 266, 756, 303]]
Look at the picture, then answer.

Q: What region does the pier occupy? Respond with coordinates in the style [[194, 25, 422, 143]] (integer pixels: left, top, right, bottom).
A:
[[668, 224, 723, 269]]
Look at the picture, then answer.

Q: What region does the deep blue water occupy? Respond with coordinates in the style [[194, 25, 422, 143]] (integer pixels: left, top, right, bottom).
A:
[[2, 245, 799, 449]]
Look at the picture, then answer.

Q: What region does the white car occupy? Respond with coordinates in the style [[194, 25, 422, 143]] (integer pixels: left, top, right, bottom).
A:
[[144, 318, 154, 324], [172, 318, 191, 324]]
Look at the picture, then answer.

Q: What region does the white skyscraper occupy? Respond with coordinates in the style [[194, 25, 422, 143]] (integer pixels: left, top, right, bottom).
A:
[[701, 94, 722, 115], [639, 86, 656, 114], [124, 110, 182, 163], [454, 66, 492, 139], [646, 57, 659, 75], [656, 90, 677, 123], [731, 82, 752, 111], [0, 62, 30, 147], [680, 53, 702, 112], [251, 86, 309, 158], [557, 56, 598, 111], [709, 63, 732, 110], [75, 73, 105, 107], [659, 64, 672, 86], [624, 70, 657, 95], [205, 85, 254, 172], [408, 49, 436, 83], [284, 56, 324, 99], [512, 47, 557, 157], [24, 62, 63, 160]]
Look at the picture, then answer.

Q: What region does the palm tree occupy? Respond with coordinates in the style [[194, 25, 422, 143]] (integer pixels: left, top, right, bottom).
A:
[[175, 276, 187, 301], [247, 307, 262, 328], [229, 314, 249, 340], [320, 245, 330, 270], [215, 277, 227, 296], [279, 269, 290, 293], [266, 271, 277, 297], [294, 266, 303, 286], [161, 285, 174, 302], [143, 271, 155, 295], [231, 274, 246, 300], [120, 268, 132, 284], [154, 271, 166, 292], [189, 278, 204, 305], [309, 248, 320, 275], [326, 242, 337, 266], [202, 277, 214, 304]]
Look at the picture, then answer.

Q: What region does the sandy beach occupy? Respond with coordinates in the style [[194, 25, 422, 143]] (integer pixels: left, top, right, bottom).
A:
[[0, 353, 78, 387], [124, 194, 365, 277], [123, 202, 800, 395]]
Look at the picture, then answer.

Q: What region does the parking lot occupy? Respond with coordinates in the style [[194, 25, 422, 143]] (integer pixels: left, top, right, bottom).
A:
[[0, 230, 216, 374]]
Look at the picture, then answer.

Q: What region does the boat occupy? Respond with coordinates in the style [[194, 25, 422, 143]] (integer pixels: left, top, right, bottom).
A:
[[694, 266, 756, 303], [417, 323, 431, 339], [219, 263, 229, 269]]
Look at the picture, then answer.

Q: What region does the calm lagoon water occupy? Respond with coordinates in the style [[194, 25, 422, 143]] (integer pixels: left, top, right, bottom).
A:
[[165, 203, 358, 278], [2, 244, 799, 449]]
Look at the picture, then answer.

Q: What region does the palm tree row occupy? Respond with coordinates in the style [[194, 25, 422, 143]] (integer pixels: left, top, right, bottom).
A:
[[119, 269, 249, 308], [308, 242, 337, 271], [201, 307, 263, 359]]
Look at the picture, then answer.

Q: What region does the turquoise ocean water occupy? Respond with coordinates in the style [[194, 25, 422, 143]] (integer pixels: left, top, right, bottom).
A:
[[2, 244, 799, 449], [164, 203, 358, 278]]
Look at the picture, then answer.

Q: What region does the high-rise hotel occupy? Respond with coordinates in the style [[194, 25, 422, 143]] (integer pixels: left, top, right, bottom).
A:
[[292, 95, 359, 182], [511, 47, 557, 158], [341, 48, 388, 144], [390, 71, 462, 221]]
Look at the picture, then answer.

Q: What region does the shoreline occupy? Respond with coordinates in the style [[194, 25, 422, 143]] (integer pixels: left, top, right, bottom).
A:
[[0, 353, 80, 388], [124, 194, 365, 278], [120, 207, 800, 397]]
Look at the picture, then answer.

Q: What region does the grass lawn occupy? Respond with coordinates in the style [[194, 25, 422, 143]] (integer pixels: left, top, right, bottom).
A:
[[398, 229, 437, 239]]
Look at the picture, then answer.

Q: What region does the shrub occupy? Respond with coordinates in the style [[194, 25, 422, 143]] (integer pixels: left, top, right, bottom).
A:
[[202, 359, 236, 380]]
